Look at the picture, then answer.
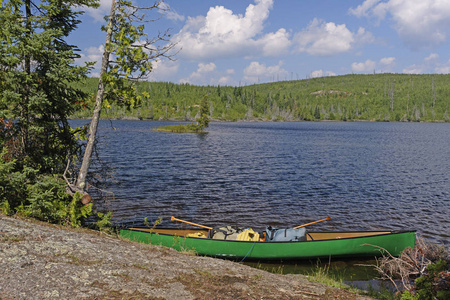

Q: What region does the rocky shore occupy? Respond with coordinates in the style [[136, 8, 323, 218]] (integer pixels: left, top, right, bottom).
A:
[[0, 215, 372, 299]]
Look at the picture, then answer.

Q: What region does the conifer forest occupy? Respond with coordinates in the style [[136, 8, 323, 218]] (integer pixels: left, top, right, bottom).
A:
[[72, 73, 450, 123]]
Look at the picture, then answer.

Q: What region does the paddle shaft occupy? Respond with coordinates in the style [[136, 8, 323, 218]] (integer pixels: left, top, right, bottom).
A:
[[294, 216, 331, 229], [171, 216, 213, 230]]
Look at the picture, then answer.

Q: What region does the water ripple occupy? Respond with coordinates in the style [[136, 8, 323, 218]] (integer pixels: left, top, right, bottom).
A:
[[71, 120, 450, 248]]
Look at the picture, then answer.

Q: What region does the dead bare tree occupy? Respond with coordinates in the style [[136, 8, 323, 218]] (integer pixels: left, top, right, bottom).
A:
[[72, 0, 176, 200]]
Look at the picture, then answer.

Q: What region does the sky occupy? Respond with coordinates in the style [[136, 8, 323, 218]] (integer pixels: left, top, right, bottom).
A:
[[72, 0, 450, 86]]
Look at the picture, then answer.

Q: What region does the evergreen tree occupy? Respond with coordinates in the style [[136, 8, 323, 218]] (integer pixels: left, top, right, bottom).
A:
[[1, 0, 97, 171], [197, 95, 210, 129], [0, 0, 98, 220], [314, 106, 321, 120]]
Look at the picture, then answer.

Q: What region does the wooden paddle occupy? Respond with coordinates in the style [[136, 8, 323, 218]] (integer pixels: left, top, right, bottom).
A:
[[170, 216, 213, 230], [293, 216, 331, 229]]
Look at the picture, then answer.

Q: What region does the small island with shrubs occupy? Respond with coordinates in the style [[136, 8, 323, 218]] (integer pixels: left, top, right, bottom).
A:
[[155, 95, 210, 133], [154, 123, 207, 133]]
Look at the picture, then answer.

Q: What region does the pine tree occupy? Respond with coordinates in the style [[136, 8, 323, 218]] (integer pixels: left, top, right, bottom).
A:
[[197, 95, 210, 129]]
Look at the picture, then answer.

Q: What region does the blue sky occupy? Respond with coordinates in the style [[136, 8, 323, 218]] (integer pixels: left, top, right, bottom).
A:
[[72, 0, 450, 86]]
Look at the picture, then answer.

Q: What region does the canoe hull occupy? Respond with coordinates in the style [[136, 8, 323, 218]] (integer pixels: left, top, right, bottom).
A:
[[119, 228, 416, 260]]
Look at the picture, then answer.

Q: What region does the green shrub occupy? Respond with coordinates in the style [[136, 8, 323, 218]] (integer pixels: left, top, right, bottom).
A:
[[68, 192, 93, 228], [0, 149, 95, 227], [400, 290, 416, 300], [0, 148, 37, 214], [23, 177, 93, 226], [398, 260, 449, 300], [25, 175, 72, 222], [93, 211, 113, 232], [413, 260, 449, 300]]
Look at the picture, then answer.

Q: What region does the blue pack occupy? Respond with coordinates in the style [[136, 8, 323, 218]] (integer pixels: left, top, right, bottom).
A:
[[265, 226, 307, 242]]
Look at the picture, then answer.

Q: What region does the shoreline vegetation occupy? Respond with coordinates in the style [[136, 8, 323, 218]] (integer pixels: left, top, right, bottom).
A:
[[71, 73, 450, 123]]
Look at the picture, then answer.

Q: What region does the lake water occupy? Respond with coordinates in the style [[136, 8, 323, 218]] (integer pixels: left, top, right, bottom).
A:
[[72, 120, 449, 248]]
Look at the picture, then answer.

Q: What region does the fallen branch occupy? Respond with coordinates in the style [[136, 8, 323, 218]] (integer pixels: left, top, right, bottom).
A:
[[360, 238, 448, 293]]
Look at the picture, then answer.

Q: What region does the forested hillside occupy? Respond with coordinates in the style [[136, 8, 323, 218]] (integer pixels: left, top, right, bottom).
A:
[[72, 73, 450, 122]]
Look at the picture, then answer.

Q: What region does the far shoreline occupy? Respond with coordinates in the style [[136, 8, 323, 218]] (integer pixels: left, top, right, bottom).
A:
[[69, 116, 448, 124]]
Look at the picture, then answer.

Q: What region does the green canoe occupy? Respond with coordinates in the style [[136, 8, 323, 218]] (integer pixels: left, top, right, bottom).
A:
[[119, 228, 416, 260]]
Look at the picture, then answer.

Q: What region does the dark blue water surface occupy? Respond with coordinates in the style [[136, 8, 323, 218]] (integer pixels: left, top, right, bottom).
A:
[[72, 120, 449, 247]]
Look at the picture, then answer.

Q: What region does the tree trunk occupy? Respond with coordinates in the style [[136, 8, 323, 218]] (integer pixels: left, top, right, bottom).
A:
[[76, 0, 116, 192]]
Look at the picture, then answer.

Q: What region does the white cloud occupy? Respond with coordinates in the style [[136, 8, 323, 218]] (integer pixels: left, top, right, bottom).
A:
[[181, 63, 218, 85], [349, 0, 450, 49], [171, 0, 291, 60], [197, 62, 216, 73], [158, 2, 185, 22], [326, 71, 337, 77], [166, 10, 185, 22], [190, 62, 216, 80], [425, 55, 450, 74], [293, 18, 370, 56], [435, 60, 450, 74], [351, 60, 376, 73], [180, 63, 238, 85], [425, 53, 439, 62], [243, 61, 288, 84], [179, 77, 189, 84], [147, 59, 179, 81], [309, 70, 336, 78], [82, 0, 112, 23], [75, 45, 104, 74], [355, 27, 376, 45], [86, 45, 103, 60], [402, 53, 450, 74], [257, 28, 291, 56], [403, 64, 424, 74], [217, 76, 236, 86], [380, 57, 395, 65], [350, 57, 397, 74], [348, 0, 382, 18], [377, 57, 396, 73]]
